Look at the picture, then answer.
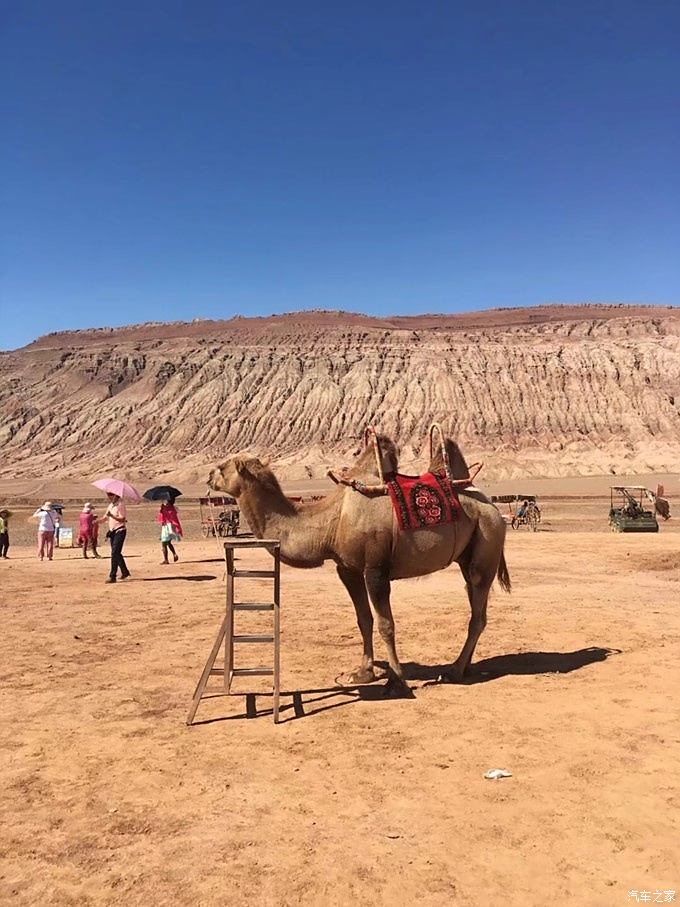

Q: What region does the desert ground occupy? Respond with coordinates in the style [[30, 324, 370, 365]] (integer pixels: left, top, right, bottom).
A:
[[1, 495, 679, 906]]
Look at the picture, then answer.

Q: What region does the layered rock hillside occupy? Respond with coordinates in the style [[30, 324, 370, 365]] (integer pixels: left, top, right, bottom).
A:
[[1, 304, 679, 483]]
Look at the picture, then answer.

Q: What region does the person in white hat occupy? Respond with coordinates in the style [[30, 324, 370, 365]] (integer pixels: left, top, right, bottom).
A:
[[31, 501, 58, 561]]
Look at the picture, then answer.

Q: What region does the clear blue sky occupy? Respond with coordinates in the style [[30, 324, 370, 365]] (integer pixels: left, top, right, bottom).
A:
[[1, 0, 678, 349]]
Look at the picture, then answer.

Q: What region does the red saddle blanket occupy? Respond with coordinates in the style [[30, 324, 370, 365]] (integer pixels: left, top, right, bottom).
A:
[[386, 472, 463, 531]]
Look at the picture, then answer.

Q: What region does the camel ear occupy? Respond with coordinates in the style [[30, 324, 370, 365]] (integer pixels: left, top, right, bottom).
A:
[[260, 456, 270, 468], [234, 457, 248, 475]]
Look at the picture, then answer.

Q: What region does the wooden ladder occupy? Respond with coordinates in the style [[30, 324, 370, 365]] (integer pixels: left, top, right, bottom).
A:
[[186, 538, 281, 725]]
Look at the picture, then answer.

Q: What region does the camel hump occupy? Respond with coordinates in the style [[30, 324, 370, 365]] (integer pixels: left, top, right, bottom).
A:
[[429, 431, 471, 481], [348, 430, 399, 480], [443, 439, 471, 480]]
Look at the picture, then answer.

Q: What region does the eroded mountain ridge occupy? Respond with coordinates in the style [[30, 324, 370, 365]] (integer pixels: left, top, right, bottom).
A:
[[1, 305, 678, 482]]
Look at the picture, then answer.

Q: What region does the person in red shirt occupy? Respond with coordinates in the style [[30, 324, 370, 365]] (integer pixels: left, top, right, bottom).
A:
[[157, 498, 183, 564], [78, 503, 101, 559]]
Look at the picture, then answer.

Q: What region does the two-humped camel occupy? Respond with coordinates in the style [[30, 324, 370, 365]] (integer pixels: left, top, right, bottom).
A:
[[208, 435, 510, 696]]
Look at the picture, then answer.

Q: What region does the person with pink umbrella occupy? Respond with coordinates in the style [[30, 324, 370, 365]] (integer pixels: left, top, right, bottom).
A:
[[92, 479, 141, 584], [98, 493, 129, 583]]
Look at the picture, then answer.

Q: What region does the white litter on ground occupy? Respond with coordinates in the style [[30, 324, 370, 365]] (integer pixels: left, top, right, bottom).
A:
[[483, 769, 513, 780]]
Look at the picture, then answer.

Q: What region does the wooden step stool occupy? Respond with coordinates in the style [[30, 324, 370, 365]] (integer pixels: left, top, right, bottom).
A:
[[186, 539, 281, 725]]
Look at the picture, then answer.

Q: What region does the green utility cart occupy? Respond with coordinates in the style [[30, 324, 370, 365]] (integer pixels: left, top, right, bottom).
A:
[[609, 486, 659, 533]]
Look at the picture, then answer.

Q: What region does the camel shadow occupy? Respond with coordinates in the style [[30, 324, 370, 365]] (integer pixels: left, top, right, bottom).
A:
[[187, 649, 616, 724], [142, 574, 217, 583], [402, 646, 621, 685], [189, 682, 401, 725]]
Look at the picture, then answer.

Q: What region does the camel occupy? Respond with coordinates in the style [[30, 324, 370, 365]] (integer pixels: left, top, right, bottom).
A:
[[645, 486, 671, 521], [654, 497, 671, 520], [207, 434, 510, 695]]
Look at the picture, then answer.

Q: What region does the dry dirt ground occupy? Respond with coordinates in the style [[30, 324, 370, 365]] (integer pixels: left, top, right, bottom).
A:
[[1, 501, 679, 906]]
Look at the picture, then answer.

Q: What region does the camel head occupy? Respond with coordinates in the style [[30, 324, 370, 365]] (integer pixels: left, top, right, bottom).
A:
[[208, 455, 274, 498]]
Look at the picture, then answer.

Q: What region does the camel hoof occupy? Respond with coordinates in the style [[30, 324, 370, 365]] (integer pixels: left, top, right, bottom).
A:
[[438, 668, 465, 684], [335, 668, 378, 687], [347, 668, 379, 685], [382, 678, 413, 699]]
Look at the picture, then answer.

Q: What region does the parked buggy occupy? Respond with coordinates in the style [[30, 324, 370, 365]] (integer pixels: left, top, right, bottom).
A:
[[609, 486, 659, 533], [491, 494, 541, 531], [199, 496, 240, 538]]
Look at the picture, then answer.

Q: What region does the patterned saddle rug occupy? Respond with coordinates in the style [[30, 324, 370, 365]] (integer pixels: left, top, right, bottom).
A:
[[386, 471, 463, 531]]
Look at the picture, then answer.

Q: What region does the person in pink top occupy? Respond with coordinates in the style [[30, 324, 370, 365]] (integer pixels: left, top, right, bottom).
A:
[[99, 493, 130, 584], [157, 498, 183, 564], [77, 503, 100, 559]]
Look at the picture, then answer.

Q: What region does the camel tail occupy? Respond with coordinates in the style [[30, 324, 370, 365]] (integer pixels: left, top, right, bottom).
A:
[[497, 551, 512, 593]]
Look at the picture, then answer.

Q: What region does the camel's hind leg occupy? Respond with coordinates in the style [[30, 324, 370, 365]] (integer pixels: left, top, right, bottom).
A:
[[364, 567, 410, 697], [445, 546, 495, 683], [336, 564, 379, 684]]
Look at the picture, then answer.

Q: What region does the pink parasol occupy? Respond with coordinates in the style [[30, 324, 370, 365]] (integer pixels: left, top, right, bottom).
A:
[[92, 478, 143, 502]]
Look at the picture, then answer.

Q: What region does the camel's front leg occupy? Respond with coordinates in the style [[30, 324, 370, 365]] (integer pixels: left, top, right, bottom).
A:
[[336, 564, 380, 684], [364, 567, 411, 698]]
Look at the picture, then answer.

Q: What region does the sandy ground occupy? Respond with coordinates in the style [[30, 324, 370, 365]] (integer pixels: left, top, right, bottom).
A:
[[1, 501, 679, 905]]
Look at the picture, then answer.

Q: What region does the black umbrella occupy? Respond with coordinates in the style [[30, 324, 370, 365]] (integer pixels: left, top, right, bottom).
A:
[[143, 485, 183, 503]]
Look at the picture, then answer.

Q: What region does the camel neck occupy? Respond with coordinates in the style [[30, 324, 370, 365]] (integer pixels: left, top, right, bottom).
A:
[[238, 483, 292, 538], [239, 481, 338, 568]]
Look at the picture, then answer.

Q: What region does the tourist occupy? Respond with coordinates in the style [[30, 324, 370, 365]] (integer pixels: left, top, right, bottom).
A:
[[91, 505, 100, 552], [78, 503, 100, 559], [53, 507, 62, 547], [157, 498, 183, 564], [32, 501, 58, 561], [99, 493, 130, 583], [0, 509, 10, 558]]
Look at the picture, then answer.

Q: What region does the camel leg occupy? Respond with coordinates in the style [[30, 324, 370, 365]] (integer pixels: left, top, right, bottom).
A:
[[445, 559, 493, 683], [364, 567, 409, 697], [336, 564, 379, 684]]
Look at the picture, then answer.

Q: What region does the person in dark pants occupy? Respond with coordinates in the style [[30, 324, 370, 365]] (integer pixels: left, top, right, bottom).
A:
[[0, 509, 10, 558], [99, 493, 130, 584], [109, 528, 128, 582]]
